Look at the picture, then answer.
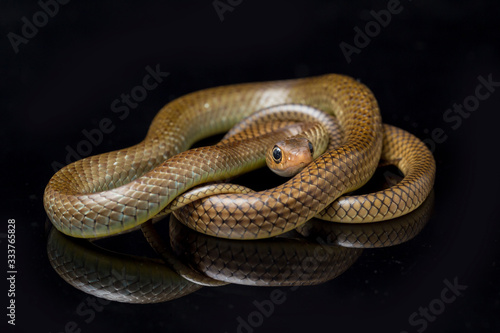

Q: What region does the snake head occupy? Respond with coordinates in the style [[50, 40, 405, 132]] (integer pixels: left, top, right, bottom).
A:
[[266, 137, 314, 177]]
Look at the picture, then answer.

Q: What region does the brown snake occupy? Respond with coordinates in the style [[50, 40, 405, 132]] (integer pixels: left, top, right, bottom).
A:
[[46, 192, 433, 301], [43, 74, 435, 239]]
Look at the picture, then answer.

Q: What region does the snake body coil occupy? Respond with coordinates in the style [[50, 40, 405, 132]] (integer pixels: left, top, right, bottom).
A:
[[44, 74, 433, 239]]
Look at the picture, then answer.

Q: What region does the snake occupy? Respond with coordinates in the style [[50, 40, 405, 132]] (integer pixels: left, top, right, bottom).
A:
[[43, 74, 435, 239], [46, 192, 433, 301]]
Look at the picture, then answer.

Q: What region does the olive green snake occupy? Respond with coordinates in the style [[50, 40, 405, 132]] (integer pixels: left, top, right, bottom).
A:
[[43, 74, 435, 239]]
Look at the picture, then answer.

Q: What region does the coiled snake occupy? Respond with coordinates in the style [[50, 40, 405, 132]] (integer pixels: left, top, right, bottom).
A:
[[46, 192, 434, 302], [43, 74, 435, 239]]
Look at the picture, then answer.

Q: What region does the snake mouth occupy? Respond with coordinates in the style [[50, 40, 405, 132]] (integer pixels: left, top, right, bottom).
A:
[[275, 161, 309, 177]]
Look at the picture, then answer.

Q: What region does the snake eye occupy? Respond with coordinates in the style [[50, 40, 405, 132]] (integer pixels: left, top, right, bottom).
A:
[[308, 141, 314, 156], [272, 146, 282, 163]]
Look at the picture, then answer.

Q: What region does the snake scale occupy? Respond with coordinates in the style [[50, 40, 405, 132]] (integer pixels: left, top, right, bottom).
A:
[[46, 192, 433, 301], [43, 74, 435, 239]]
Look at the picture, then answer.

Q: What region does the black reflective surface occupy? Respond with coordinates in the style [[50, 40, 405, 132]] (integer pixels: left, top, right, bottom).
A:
[[3, 1, 500, 332], [45, 188, 433, 300]]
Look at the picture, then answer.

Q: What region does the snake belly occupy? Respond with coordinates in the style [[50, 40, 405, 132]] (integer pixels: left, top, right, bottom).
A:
[[43, 74, 383, 239]]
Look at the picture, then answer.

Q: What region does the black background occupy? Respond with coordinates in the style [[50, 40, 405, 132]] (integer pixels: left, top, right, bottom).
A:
[[2, 0, 500, 332]]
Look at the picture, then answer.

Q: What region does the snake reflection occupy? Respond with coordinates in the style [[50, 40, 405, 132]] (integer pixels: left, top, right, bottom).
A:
[[47, 191, 433, 304]]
